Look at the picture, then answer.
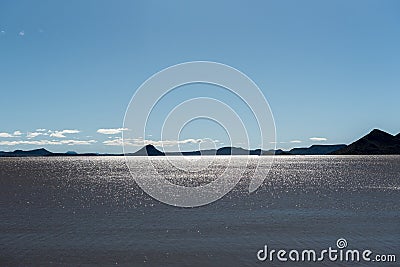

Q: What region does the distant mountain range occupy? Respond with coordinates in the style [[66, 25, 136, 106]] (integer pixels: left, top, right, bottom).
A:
[[0, 148, 101, 157], [163, 147, 290, 156], [1, 129, 399, 157]]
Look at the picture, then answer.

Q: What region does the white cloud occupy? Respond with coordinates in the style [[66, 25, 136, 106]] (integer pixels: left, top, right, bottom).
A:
[[27, 132, 43, 138], [50, 132, 66, 138], [103, 139, 124, 146], [0, 139, 96, 146], [0, 132, 13, 138], [309, 137, 327, 141], [103, 137, 214, 147], [0, 30, 5, 34], [61, 140, 96, 146], [18, 31, 25, 36], [97, 128, 128, 135], [0, 131, 25, 138], [61, 129, 80, 134], [290, 140, 302, 143], [0, 129, 80, 139], [13, 131, 22, 136], [50, 129, 80, 138]]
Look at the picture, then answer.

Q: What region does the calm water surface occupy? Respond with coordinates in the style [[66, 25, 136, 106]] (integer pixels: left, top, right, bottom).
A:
[[1, 156, 399, 266]]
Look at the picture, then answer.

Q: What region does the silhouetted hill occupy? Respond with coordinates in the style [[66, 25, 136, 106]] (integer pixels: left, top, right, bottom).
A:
[[128, 144, 165, 156], [290, 144, 347, 155], [332, 129, 400, 155]]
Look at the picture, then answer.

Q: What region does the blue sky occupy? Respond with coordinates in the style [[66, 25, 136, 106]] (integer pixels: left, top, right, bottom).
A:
[[0, 0, 399, 153]]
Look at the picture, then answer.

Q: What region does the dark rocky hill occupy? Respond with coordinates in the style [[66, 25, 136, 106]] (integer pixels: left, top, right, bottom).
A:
[[332, 129, 400, 155]]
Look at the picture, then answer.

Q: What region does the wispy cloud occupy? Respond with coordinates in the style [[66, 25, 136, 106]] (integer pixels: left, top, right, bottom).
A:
[[0, 131, 24, 138], [290, 140, 302, 143], [103, 137, 214, 147], [0, 139, 96, 146], [18, 31, 25, 36], [97, 128, 128, 135], [103, 139, 124, 146], [27, 132, 44, 138], [49, 132, 66, 138], [0, 129, 94, 147], [61, 140, 96, 145], [13, 131, 22, 136], [309, 137, 327, 141], [49, 129, 80, 138], [0, 132, 14, 138], [1, 129, 82, 139]]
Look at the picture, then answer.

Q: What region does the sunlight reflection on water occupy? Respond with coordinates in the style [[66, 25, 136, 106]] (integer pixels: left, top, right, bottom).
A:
[[1, 156, 399, 266]]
